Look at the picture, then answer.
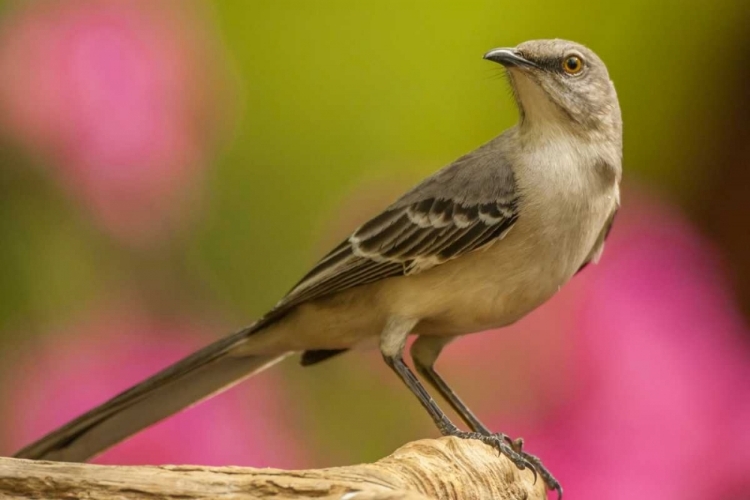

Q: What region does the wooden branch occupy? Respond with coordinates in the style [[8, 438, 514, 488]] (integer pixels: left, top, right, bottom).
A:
[[0, 437, 545, 499]]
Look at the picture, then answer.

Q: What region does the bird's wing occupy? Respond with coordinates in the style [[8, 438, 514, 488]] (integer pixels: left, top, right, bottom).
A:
[[576, 207, 618, 274], [274, 139, 519, 313]]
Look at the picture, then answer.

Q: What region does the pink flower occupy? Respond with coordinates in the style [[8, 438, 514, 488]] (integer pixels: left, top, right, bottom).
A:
[[0, 1, 233, 245], [0, 309, 307, 467], [440, 187, 750, 499]]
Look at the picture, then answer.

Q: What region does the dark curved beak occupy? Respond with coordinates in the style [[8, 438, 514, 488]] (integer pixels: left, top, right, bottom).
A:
[[483, 48, 538, 69]]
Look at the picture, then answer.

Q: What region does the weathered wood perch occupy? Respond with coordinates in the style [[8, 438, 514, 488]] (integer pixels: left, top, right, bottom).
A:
[[0, 437, 546, 499]]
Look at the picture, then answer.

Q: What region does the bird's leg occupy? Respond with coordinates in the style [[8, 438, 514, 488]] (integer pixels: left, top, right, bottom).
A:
[[410, 335, 563, 499], [380, 354, 537, 472], [410, 336, 492, 434], [379, 320, 535, 476]]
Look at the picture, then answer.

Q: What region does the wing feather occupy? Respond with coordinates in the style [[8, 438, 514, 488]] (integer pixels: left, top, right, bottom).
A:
[[273, 137, 519, 314], [276, 199, 517, 311]]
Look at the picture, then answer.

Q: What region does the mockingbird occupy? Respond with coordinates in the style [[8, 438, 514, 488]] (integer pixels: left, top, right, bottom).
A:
[[16, 39, 622, 498]]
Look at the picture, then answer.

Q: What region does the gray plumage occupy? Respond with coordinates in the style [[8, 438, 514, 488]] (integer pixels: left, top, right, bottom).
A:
[[15, 39, 622, 495], [281, 140, 519, 310]]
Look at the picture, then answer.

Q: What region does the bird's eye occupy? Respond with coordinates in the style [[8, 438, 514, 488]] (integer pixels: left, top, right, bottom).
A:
[[562, 55, 584, 75]]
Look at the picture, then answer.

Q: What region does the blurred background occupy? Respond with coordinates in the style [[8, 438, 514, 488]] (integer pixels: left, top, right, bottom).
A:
[[1, 1, 749, 498]]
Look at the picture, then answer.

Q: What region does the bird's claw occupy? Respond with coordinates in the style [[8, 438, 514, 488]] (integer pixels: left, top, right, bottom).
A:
[[450, 430, 563, 500], [517, 449, 563, 500]]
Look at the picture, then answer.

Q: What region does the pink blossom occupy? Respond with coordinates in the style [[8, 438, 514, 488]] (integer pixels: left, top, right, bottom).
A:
[[439, 187, 750, 499], [0, 310, 307, 467], [0, 1, 232, 245]]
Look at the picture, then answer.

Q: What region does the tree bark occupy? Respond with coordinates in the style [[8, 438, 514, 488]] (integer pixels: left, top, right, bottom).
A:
[[0, 437, 546, 499]]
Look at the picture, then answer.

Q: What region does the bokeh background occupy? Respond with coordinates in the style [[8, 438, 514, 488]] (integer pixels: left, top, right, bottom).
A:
[[1, 1, 749, 498]]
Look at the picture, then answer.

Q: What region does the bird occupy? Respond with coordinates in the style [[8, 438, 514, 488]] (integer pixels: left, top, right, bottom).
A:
[[15, 39, 622, 498]]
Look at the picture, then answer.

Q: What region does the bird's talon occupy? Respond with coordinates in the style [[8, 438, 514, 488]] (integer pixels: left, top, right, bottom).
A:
[[525, 459, 538, 484], [450, 430, 560, 496]]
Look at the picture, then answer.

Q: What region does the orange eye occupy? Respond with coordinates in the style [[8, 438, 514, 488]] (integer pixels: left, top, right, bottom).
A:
[[563, 55, 584, 75]]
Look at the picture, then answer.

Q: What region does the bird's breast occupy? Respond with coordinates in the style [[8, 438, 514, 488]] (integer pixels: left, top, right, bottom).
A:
[[395, 137, 619, 337], [515, 136, 619, 283]]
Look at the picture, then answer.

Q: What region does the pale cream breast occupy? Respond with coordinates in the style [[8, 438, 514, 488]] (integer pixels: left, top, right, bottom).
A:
[[387, 132, 619, 337]]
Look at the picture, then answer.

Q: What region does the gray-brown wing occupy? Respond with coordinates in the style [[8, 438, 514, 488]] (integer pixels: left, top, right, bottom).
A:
[[273, 141, 519, 314], [270, 136, 519, 315], [274, 198, 518, 313], [577, 208, 618, 274]]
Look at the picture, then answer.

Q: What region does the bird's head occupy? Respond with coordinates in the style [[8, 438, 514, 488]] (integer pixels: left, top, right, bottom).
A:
[[484, 39, 621, 142]]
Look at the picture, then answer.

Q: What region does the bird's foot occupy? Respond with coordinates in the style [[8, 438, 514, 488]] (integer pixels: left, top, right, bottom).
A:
[[449, 430, 563, 499], [450, 430, 535, 474], [505, 437, 562, 500]]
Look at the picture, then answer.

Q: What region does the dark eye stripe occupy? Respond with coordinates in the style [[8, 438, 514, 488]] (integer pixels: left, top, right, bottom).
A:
[[533, 57, 565, 72], [530, 56, 585, 74]]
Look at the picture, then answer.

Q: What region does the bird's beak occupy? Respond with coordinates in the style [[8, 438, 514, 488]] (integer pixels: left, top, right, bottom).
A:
[[483, 48, 538, 69]]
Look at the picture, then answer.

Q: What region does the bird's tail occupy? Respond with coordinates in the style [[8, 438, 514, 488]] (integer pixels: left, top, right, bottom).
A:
[[14, 321, 292, 462]]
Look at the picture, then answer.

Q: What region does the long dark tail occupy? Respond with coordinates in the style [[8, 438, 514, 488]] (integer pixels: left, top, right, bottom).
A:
[[14, 323, 292, 462]]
